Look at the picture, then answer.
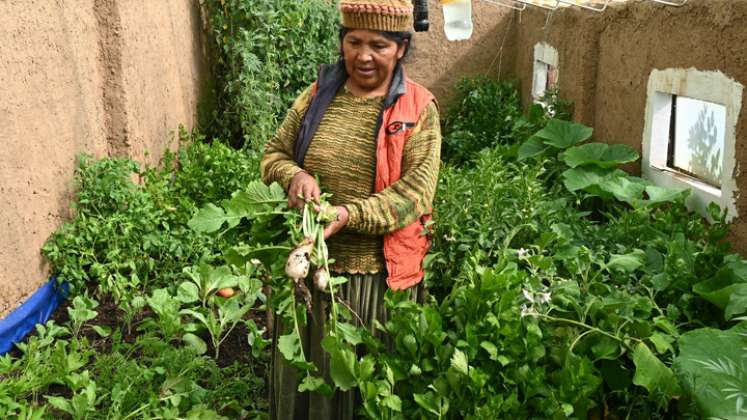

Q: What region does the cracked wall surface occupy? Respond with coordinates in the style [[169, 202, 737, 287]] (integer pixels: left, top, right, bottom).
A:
[[0, 0, 207, 317]]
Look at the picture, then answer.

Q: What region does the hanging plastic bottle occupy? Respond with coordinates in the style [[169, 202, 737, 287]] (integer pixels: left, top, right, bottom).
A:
[[441, 0, 473, 41]]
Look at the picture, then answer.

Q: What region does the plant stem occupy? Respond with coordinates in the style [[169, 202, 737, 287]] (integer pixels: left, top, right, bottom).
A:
[[536, 313, 641, 351], [291, 292, 308, 363], [241, 245, 293, 254], [318, 228, 340, 333]]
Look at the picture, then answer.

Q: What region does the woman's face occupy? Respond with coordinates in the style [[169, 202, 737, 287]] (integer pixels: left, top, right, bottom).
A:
[[342, 29, 407, 95]]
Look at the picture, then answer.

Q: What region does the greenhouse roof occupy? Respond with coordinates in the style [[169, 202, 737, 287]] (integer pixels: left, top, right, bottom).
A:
[[486, 0, 687, 12]]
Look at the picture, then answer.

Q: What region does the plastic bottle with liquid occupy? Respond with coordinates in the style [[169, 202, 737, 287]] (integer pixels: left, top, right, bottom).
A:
[[441, 0, 473, 41]]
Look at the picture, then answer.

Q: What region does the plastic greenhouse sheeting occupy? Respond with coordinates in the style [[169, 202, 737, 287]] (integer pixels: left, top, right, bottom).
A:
[[0, 278, 68, 355]]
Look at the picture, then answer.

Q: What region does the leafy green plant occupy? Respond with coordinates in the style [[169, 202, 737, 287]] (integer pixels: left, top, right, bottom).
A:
[[45, 370, 99, 418], [141, 288, 186, 343], [675, 323, 747, 418], [1, 322, 91, 409], [164, 128, 262, 205], [0, 401, 47, 420], [182, 297, 251, 359], [67, 295, 110, 340], [180, 264, 267, 359], [202, 0, 339, 148], [693, 255, 747, 320], [518, 118, 593, 160], [10, 72, 745, 420], [179, 264, 244, 310], [43, 155, 209, 302], [441, 78, 525, 165]]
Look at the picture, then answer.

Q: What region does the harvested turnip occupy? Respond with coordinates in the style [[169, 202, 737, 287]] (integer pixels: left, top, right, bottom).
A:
[[286, 237, 315, 314], [313, 267, 330, 293], [285, 237, 314, 281]]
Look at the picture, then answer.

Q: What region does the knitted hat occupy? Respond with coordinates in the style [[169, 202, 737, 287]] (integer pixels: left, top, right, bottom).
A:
[[339, 0, 414, 32]]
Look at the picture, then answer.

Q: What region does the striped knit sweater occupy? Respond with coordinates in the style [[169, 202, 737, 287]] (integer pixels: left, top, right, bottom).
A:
[[261, 84, 441, 274]]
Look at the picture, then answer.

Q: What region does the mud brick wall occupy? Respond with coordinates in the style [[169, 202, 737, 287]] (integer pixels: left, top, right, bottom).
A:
[[0, 0, 208, 316]]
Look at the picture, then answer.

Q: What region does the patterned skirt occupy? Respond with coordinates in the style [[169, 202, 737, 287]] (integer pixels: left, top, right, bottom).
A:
[[269, 273, 425, 420]]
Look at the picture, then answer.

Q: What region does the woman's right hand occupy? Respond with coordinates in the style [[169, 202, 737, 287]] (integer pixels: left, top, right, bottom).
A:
[[288, 171, 320, 209]]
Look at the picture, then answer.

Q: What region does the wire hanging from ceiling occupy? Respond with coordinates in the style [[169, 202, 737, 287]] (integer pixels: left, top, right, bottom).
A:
[[518, 0, 561, 10], [650, 0, 688, 6], [481, 0, 689, 11]]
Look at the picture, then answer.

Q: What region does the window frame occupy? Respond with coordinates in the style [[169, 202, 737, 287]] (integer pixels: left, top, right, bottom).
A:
[[532, 42, 559, 103], [641, 68, 743, 221]]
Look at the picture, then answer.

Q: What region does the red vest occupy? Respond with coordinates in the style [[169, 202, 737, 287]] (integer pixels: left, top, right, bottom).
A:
[[373, 79, 435, 290], [299, 64, 436, 290]]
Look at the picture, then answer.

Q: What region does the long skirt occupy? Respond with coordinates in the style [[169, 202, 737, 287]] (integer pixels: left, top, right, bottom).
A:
[[269, 273, 425, 420]]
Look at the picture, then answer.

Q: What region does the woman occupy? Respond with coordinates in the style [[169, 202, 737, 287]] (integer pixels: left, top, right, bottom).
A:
[[261, 1, 441, 418]]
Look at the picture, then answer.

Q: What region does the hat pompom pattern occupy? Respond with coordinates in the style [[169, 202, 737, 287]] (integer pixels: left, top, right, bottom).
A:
[[339, 0, 414, 32]]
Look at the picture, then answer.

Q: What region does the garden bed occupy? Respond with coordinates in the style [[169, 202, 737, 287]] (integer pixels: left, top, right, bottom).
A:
[[2, 1, 745, 417]]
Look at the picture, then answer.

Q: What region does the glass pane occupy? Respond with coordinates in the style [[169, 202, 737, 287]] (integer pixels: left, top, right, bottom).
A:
[[672, 96, 726, 187], [533, 61, 548, 98]]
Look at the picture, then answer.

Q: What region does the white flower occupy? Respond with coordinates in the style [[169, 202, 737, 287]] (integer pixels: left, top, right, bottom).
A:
[[520, 304, 538, 318], [522, 288, 534, 303], [250, 259, 261, 265], [538, 292, 552, 305], [517, 248, 528, 258]]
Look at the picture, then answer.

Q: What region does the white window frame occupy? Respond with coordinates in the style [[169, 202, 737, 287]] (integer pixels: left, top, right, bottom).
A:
[[532, 42, 559, 103], [641, 68, 743, 222]]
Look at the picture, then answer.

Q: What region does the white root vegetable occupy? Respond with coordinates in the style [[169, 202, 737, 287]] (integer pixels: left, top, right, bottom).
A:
[[313, 267, 330, 293], [286, 200, 337, 315], [285, 237, 314, 282], [286, 236, 315, 315]]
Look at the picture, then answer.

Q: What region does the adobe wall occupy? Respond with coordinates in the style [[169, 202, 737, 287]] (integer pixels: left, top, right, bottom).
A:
[[0, 0, 208, 317], [511, 0, 747, 252], [407, 0, 516, 105]]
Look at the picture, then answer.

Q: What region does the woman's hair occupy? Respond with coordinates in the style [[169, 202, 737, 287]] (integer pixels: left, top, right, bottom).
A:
[[338, 26, 413, 59]]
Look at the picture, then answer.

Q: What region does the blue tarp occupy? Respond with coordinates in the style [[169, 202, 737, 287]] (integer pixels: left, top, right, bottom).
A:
[[0, 278, 68, 355]]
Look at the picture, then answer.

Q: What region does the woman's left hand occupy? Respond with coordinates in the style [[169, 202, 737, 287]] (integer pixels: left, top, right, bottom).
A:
[[323, 206, 349, 239]]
